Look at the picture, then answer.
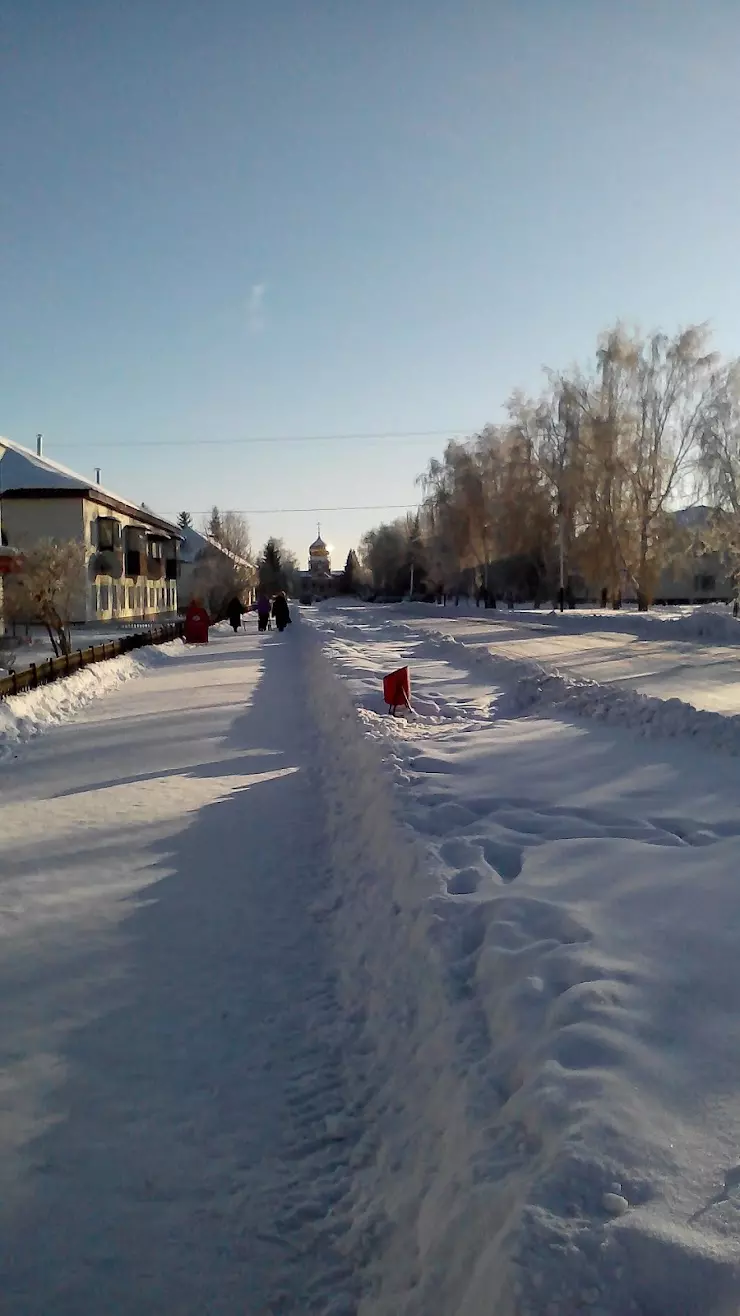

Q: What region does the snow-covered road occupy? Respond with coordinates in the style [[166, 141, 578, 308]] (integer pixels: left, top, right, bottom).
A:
[[0, 630, 358, 1314]]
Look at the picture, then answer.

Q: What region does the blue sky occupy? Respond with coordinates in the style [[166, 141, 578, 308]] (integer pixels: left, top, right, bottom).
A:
[[2, 0, 740, 565]]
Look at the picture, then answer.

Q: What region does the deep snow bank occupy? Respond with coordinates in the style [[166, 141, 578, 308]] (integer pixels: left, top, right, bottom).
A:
[[0, 640, 185, 759], [387, 618, 740, 756], [302, 609, 740, 1315], [301, 620, 525, 1315], [309, 606, 740, 754]]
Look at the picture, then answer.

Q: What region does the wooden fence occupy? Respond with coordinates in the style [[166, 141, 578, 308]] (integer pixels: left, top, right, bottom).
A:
[[0, 622, 184, 700]]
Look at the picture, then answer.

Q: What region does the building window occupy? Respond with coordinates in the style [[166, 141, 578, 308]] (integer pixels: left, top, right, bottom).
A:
[[96, 517, 121, 551], [135, 587, 142, 610], [97, 584, 110, 613], [694, 573, 716, 592]]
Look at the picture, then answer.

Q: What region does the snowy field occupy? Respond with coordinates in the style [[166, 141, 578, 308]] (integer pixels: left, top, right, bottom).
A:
[[1, 607, 740, 1312]]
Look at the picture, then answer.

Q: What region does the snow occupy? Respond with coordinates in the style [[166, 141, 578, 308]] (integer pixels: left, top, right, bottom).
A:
[[3, 605, 740, 1312], [301, 602, 740, 1313], [0, 621, 183, 681], [368, 600, 740, 715], [0, 640, 185, 760], [0, 437, 89, 493], [0, 627, 361, 1313]]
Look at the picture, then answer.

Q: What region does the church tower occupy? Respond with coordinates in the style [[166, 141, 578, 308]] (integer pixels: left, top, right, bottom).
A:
[[308, 525, 331, 577]]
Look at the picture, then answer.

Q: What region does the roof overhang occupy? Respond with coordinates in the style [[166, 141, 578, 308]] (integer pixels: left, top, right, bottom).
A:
[[1, 485, 182, 540]]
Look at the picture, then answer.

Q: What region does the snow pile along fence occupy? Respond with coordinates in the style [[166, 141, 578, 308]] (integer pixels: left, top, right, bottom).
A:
[[0, 621, 184, 700]]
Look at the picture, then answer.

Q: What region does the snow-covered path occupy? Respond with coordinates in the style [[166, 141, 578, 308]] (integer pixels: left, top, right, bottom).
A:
[[0, 630, 356, 1314], [394, 607, 740, 713]]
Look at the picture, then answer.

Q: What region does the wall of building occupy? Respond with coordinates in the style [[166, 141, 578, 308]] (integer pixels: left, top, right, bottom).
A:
[[1, 493, 178, 626], [2, 494, 85, 547], [2, 495, 89, 621], [655, 554, 733, 604], [82, 497, 179, 623]]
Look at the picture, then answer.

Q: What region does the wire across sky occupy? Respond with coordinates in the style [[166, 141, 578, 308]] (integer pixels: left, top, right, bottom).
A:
[[54, 428, 478, 450]]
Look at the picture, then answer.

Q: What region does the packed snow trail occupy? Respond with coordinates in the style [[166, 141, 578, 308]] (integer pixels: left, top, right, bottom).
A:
[[0, 627, 359, 1314]]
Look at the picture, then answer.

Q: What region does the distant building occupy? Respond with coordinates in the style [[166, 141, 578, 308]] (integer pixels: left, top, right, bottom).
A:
[[0, 436, 182, 625], [178, 525, 256, 611], [297, 529, 343, 600], [654, 506, 733, 604], [567, 505, 735, 605]]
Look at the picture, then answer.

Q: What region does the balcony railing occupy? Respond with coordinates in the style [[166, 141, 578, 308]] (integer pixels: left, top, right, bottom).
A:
[[92, 549, 123, 579]]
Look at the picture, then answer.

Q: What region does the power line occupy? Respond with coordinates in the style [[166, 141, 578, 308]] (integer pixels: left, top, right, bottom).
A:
[[54, 427, 475, 450]]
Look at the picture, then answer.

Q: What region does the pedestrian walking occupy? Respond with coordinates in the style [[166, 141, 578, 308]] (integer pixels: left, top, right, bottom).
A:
[[272, 592, 291, 633], [226, 596, 245, 633], [256, 593, 271, 633]]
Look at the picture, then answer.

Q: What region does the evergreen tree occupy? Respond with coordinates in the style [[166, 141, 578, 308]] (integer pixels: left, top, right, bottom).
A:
[[341, 549, 360, 593], [258, 537, 284, 594], [207, 506, 223, 543], [177, 511, 193, 529]]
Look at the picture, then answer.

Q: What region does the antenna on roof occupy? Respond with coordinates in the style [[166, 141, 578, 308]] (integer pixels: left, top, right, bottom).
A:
[[95, 467, 101, 485], [36, 434, 43, 457]]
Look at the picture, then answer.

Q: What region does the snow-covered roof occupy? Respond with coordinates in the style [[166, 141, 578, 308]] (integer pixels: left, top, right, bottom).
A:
[[672, 505, 715, 529], [179, 524, 254, 570], [0, 436, 181, 537]]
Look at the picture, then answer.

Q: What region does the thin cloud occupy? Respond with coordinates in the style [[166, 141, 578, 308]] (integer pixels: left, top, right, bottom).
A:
[[247, 282, 266, 333]]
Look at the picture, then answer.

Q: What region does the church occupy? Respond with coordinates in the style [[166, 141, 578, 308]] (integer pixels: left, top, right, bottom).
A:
[[297, 529, 343, 601]]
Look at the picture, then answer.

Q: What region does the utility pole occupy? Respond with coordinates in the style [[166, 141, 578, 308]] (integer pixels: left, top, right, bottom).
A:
[[557, 387, 579, 612], [558, 499, 565, 612]]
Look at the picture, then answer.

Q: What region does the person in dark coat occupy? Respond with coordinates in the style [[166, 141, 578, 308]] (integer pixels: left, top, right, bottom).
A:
[[272, 592, 291, 633], [256, 594, 271, 632], [226, 597, 244, 633]]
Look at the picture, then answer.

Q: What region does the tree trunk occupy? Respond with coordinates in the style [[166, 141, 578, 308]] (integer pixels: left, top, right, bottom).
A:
[[45, 623, 61, 658]]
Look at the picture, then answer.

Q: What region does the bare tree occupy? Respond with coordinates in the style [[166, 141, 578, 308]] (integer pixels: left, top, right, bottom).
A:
[[554, 324, 722, 607], [200, 509, 252, 562], [357, 320, 729, 611], [215, 511, 252, 562], [5, 540, 86, 656]]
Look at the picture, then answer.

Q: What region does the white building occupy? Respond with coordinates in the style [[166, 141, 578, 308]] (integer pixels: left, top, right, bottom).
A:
[[0, 436, 181, 625]]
